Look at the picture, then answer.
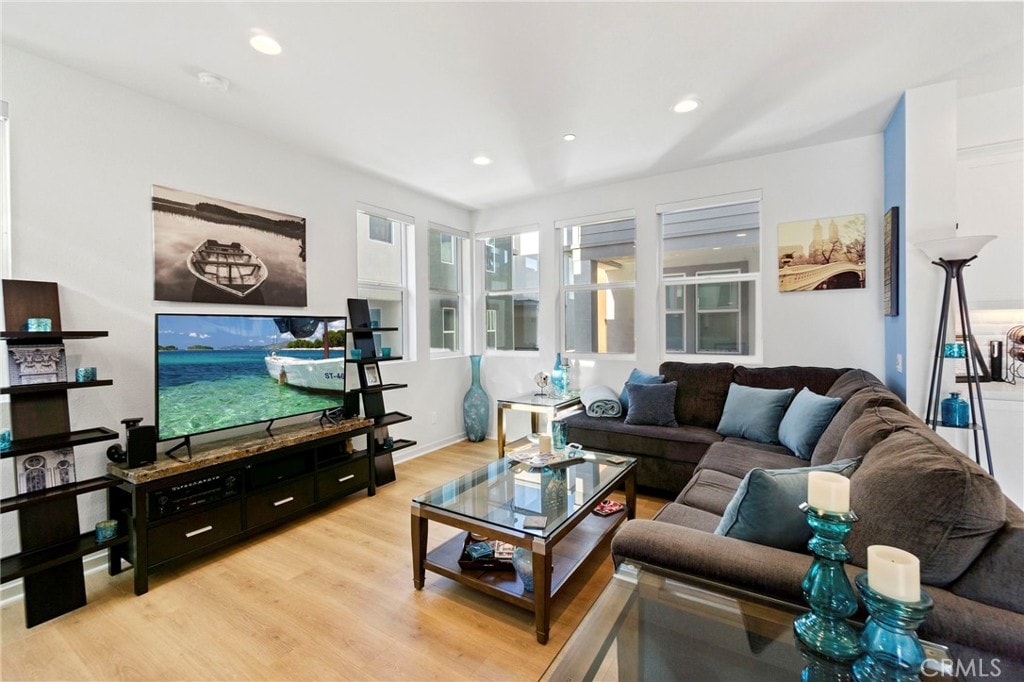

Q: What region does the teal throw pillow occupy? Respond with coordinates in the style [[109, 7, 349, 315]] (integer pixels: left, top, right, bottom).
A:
[[619, 368, 664, 411], [714, 458, 861, 551], [717, 383, 795, 445], [778, 387, 843, 460], [623, 381, 678, 427]]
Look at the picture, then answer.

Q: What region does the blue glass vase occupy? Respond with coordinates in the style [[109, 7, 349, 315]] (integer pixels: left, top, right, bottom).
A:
[[852, 573, 933, 682], [550, 353, 564, 397], [940, 392, 969, 427], [462, 355, 490, 442], [793, 503, 862, 662]]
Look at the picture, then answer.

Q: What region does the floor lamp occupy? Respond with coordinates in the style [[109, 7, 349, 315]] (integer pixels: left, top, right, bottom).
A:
[[917, 234, 995, 475]]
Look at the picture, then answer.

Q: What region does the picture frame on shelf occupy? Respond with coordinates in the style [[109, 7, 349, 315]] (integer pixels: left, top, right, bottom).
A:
[[14, 448, 76, 494], [362, 363, 382, 387], [883, 207, 899, 316], [7, 344, 67, 385]]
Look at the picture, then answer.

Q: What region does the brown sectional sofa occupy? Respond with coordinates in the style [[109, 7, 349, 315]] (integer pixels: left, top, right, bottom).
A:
[[566, 362, 1023, 673]]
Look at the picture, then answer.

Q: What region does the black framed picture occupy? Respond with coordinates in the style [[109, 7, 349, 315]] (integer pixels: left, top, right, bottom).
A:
[[883, 207, 899, 316]]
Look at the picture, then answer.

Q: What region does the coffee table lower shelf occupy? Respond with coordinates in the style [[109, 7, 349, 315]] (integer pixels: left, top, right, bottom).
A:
[[424, 511, 625, 612]]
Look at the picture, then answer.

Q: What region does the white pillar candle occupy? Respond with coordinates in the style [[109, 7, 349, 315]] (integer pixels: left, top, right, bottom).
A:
[[538, 435, 552, 453], [806, 471, 850, 513], [867, 545, 921, 603]]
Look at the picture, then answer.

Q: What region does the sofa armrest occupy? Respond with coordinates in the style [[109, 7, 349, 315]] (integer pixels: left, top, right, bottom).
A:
[[611, 519, 810, 604]]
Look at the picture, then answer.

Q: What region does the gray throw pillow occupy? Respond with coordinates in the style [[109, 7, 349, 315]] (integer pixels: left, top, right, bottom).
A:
[[619, 368, 664, 411], [714, 458, 861, 552], [624, 381, 678, 427]]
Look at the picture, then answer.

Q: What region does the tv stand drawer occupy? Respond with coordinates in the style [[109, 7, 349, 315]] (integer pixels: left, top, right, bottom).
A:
[[246, 476, 315, 529], [317, 458, 370, 502], [148, 500, 243, 566]]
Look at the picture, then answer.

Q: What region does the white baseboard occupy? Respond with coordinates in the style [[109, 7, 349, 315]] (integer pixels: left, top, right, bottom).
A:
[[392, 433, 474, 465], [0, 550, 109, 606]]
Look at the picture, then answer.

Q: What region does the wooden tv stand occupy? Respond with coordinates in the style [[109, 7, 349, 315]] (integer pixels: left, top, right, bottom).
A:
[[107, 419, 374, 595]]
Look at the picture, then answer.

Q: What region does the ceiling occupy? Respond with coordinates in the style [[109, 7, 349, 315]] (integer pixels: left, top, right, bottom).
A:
[[2, 2, 1021, 210]]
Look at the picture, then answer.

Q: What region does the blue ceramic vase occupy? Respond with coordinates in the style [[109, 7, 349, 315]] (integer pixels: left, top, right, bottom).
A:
[[463, 355, 490, 442]]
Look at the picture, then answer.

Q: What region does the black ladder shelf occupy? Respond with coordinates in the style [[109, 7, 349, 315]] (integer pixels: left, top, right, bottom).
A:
[[346, 298, 415, 485]]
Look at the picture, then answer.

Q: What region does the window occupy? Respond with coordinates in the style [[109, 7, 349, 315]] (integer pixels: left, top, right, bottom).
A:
[[559, 214, 636, 354], [357, 208, 409, 355], [659, 194, 761, 358], [429, 226, 466, 353], [481, 231, 539, 351]]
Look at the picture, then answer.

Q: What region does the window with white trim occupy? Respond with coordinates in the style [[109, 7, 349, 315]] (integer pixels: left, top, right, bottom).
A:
[[429, 226, 466, 353], [660, 196, 760, 357], [559, 214, 636, 354], [357, 208, 409, 356], [481, 231, 539, 351]]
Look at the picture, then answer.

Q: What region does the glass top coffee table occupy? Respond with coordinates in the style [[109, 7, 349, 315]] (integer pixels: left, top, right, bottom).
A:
[[542, 563, 958, 681], [411, 450, 636, 644]]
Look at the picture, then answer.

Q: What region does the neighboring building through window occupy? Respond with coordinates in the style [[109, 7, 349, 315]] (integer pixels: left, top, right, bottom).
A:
[[559, 214, 636, 354], [429, 226, 466, 352], [356, 207, 409, 356], [482, 231, 539, 351], [659, 194, 761, 357]]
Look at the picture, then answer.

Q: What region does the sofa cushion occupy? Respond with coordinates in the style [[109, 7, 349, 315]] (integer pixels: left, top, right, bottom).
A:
[[778, 388, 843, 460], [721, 437, 792, 455], [624, 381, 678, 427], [811, 384, 909, 466], [659, 361, 735, 429], [619, 367, 664, 411], [717, 384, 795, 445], [676, 468, 744, 516], [652, 502, 723, 533], [847, 427, 1007, 586], [833, 406, 915, 463], [714, 458, 861, 552], [826, 368, 885, 402], [733, 365, 847, 396], [697, 441, 807, 479], [950, 501, 1024, 614]]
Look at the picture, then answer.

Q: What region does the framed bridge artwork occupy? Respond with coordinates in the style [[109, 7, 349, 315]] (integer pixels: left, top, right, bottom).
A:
[[777, 214, 866, 292], [152, 185, 308, 306]]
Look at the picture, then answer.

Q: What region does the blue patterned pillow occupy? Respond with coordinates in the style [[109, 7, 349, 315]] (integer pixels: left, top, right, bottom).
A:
[[714, 458, 861, 551], [717, 383, 795, 445], [619, 368, 664, 411], [624, 381, 678, 427]]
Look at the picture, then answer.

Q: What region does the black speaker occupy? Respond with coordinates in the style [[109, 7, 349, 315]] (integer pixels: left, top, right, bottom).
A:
[[126, 425, 157, 468], [342, 391, 360, 419]]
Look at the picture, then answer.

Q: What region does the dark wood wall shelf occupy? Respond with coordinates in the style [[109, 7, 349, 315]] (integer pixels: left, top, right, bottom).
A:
[[1, 279, 124, 628], [2, 379, 114, 396], [346, 298, 415, 486]]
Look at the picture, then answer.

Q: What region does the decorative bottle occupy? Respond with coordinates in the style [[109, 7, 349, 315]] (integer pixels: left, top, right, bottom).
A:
[[940, 392, 969, 427], [560, 356, 572, 395], [550, 353, 564, 397], [462, 355, 490, 442]]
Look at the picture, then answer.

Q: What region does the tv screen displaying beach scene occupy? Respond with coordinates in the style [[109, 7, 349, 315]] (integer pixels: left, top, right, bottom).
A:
[[156, 314, 347, 441]]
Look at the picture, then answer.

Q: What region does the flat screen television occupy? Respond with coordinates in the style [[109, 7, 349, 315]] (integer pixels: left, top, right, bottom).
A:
[[155, 314, 348, 446]]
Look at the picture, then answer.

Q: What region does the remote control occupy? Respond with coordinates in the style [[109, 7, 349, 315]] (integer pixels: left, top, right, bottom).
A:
[[546, 456, 587, 469]]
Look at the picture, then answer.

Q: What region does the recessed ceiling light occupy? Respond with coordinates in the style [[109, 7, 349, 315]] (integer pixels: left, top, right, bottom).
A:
[[473, 156, 492, 166], [197, 71, 230, 92], [736, 233, 747, 237], [673, 98, 702, 114], [712, 247, 722, 251], [250, 33, 282, 56], [563, 133, 576, 142]]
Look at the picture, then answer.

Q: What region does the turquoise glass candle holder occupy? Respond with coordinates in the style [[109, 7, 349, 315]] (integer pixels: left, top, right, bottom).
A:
[[793, 503, 862, 661], [852, 573, 933, 682], [940, 392, 970, 427]]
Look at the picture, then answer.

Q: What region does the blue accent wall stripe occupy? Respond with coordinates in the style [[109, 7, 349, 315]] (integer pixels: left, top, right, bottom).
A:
[[883, 95, 907, 400]]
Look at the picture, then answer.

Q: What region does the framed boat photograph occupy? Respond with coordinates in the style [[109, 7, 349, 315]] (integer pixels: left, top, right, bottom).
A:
[[152, 185, 307, 306]]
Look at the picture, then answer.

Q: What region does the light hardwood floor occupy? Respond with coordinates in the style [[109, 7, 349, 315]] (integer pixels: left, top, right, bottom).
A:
[[0, 441, 663, 681]]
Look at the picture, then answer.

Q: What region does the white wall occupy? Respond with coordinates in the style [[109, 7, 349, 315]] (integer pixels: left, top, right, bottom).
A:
[[472, 136, 886, 441], [0, 47, 472, 556]]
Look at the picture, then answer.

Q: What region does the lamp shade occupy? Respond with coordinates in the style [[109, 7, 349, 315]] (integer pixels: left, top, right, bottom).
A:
[[916, 235, 996, 261]]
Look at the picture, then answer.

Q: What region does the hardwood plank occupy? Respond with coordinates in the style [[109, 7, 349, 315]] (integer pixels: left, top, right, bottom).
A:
[[0, 440, 665, 680]]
